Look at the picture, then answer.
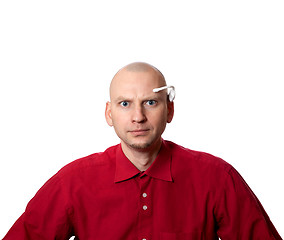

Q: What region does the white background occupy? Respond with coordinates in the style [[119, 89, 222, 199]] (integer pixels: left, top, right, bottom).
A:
[[0, 0, 283, 238]]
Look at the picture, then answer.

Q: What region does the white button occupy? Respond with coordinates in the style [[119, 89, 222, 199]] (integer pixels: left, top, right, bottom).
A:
[[142, 238, 147, 240], [142, 193, 147, 198], [143, 205, 148, 210]]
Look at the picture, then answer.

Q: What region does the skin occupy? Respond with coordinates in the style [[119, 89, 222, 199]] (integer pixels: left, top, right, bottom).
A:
[[105, 62, 174, 171]]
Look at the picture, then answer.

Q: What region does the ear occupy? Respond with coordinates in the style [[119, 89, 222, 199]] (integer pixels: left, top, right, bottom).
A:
[[167, 101, 174, 123], [105, 101, 113, 126]]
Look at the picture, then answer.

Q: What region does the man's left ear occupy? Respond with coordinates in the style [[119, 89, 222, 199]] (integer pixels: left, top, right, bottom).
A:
[[167, 101, 174, 123]]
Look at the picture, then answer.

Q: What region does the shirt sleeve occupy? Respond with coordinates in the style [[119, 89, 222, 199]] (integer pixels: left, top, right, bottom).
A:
[[3, 173, 74, 240], [215, 167, 282, 240]]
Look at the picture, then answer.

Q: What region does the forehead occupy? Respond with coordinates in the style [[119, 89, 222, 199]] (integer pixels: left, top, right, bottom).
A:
[[110, 70, 165, 99]]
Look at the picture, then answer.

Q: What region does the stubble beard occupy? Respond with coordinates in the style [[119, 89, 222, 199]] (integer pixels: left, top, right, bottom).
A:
[[129, 142, 152, 150], [126, 135, 161, 152]]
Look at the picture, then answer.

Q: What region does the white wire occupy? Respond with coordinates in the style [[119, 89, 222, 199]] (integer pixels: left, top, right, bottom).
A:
[[153, 85, 176, 102]]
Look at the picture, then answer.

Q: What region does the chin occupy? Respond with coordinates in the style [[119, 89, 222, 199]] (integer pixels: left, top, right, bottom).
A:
[[129, 142, 152, 150], [128, 137, 161, 151]]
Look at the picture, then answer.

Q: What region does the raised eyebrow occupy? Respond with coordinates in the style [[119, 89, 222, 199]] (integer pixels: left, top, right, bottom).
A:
[[115, 95, 161, 100], [114, 96, 132, 102], [143, 97, 159, 102], [144, 93, 164, 99], [146, 95, 164, 102]]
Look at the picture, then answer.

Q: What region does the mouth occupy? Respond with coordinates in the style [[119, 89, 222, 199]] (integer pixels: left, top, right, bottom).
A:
[[129, 129, 150, 136]]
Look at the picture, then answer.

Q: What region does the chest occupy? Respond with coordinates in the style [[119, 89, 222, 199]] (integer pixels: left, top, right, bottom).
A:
[[70, 175, 218, 239]]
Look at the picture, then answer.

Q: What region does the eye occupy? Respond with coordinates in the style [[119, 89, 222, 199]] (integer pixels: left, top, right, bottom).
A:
[[120, 101, 129, 107], [145, 100, 157, 106]]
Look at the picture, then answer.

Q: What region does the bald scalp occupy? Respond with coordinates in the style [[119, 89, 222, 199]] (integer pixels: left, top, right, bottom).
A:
[[109, 62, 166, 99], [125, 62, 160, 73]]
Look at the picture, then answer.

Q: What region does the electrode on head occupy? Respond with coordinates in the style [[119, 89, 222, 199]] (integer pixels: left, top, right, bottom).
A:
[[153, 85, 176, 102]]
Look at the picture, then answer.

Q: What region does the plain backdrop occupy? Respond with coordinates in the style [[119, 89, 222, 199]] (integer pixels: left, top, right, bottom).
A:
[[0, 0, 283, 238]]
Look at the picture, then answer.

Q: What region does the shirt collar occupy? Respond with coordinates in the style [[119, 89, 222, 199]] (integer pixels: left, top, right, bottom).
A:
[[114, 140, 173, 183], [114, 145, 141, 183], [144, 140, 173, 182]]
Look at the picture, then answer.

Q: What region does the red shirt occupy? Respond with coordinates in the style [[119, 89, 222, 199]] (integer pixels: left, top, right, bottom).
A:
[[4, 140, 282, 240]]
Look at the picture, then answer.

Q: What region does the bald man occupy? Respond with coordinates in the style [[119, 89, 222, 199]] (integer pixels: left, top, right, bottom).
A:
[[106, 63, 174, 171], [4, 62, 282, 239]]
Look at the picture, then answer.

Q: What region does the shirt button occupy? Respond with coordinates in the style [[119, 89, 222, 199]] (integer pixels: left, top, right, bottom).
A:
[[142, 238, 147, 240], [143, 205, 148, 210], [142, 193, 147, 198]]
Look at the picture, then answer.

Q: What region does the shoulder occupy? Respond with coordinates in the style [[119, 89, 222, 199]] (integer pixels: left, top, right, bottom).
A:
[[55, 144, 119, 178], [27, 145, 119, 204], [165, 140, 233, 175]]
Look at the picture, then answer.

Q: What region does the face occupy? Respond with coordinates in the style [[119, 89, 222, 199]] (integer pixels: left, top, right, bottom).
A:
[[105, 68, 174, 151]]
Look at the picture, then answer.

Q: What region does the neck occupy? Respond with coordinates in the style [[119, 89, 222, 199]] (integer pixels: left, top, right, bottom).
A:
[[121, 139, 162, 171]]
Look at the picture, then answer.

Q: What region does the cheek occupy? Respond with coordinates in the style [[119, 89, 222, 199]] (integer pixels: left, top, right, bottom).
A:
[[112, 116, 127, 138], [111, 112, 128, 128], [148, 109, 168, 126]]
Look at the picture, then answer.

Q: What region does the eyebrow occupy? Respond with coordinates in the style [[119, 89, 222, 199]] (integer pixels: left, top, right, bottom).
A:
[[114, 96, 131, 102], [113, 95, 161, 103]]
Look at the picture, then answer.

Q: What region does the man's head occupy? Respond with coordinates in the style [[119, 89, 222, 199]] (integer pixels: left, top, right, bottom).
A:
[[105, 62, 174, 151]]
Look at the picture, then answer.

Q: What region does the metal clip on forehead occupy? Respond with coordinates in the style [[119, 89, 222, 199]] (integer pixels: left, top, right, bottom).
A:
[[153, 85, 176, 102]]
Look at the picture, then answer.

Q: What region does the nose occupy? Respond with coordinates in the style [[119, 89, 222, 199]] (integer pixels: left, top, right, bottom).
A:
[[132, 104, 147, 123]]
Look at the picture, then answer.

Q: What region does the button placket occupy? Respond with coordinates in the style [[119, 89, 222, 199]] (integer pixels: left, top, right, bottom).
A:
[[140, 193, 151, 216], [142, 192, 148, 212], [138, 175, 152, 240]]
